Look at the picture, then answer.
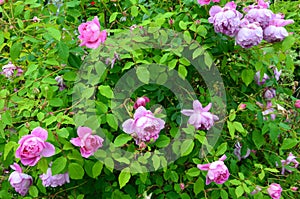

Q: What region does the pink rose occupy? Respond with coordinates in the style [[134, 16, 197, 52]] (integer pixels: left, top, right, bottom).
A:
[[8, 163, 33, 196], [0, 0, 4, 5], [295, 100, 300, 108], [40, 167, 70, 187], [16, 127, 55, 166], [122, 106, 165, 145], [134, 96, 150, 109], [198, 0, 210, 5], [197, 155, 230, 185], [238, 103, 247, 110], [181, 100, 219, 130], [267, 183, 282, 199], [1, 62, 23, 78], [70, 127, 104, 158], [78, 16, 107, 49]]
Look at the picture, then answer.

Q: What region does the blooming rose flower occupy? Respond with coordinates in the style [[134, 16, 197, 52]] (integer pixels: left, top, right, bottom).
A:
[[55, 76, 66, 91], [244, 2, 274, 29], [1, 62, 23, 78], [70, 127, 104, 158], [122, 106, 165, 145], [134, 97, 150, 109], [257, 101, 276, 120], [295, 100, 300, 108], [208, 2, 242, 37], [233, 142, 251, 161], [8, 163, 33, 196], [0, 0, 4, 5], [267, 183, 282, 199], [264, 18, 294, 43], [272, 66, 282, 81], [236, 21, 263, 48], [263, 88, 276, 99], [78, 16, 107, 49], [280, 152, 299, 175], [16, 127, 55, 166], [181, 100, 219, 130], [197, 0, 210, 5], [197, 155, 230, 185], [40, 167, 70, 187], [254, 71, 270, 85]]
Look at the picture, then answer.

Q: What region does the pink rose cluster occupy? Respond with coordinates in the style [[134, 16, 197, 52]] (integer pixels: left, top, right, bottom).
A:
[[9, 126, 104, 196], [78, 16, 107, 49], [197, 155, 230, 185], [1, 62, 23, 78], [122, 106, 165, 145], [181, 100, 219, 130], [208, 0, 294, 48], [197, 0, 219, 6]]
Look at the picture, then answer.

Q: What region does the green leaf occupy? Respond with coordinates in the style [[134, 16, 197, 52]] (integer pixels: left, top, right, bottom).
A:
[[14, 4, 24, 16], [106, 114, 118, 130], [179, 21, 187, 30], [57, 128, 69, 138], [233, 121, 246, 135], [114, 134, 132, 147], [2, 111, 12, 126], [204, 52, 213, 69], [215, 143, 227, 156], [92, 161, 103, 178], [155, 135, 170, 148], [230, 179, 241, 185], [68, 163, 84, 179], [29, 186, 38, 197], [136, 66, 150, 84], [152, 154, 160, 171], [58, 41, 69, 61], [181, 139, 194, 156], [37, 158, 48, 173], [241, 69, 254, 86], [119, 167, 131, 189], [280, 138, 298, 150], [46, 27, 61, 41], [192, 47, 204, 59], [282, 36, 295, 51], [186, 167, 200, 177], [131, 6, 139, 17], [193, 177, 204, 195], [183, 30, 192, 44], [258, 170, 265, 180], [109, 12, 119, 23], [51, 157, 67, 175], [49, 98, 63, 107], [220, 189, 228, 199], [235, 185, 244, 198], [10, 42, 22, 61], [264, 168, 279, 173], [227, 121, 235, 139], [178, 65, 187, 79], [252, 130, 265, 149], [99, 85, 114, 98], [3, 141, 17, 161]]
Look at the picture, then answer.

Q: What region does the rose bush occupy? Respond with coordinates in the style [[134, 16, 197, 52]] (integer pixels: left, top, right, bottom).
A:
[[0, 0, 299, 198]]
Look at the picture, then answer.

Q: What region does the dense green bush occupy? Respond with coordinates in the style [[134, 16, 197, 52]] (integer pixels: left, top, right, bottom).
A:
[[0, 0, 299, 198]]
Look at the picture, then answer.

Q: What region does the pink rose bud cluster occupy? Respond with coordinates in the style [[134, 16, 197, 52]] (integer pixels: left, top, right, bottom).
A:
[[70, 127, 104, 158], [134, 96, 150, 109], [16, 127, 55, 166], [40, 167, 70, 187], [197, 0, 219, 6], [267, 183, 282, 199], [78, 16, 107, 49], [279, 152, 299, 175], [1, 62, 23, 78], [8, 163, 33, 196], [197, 155, 230, 185], [208, 2, 242, 37], [181, 100, 219, 130], [208, 0, 294, 48], [122, 106, 165, 145]]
